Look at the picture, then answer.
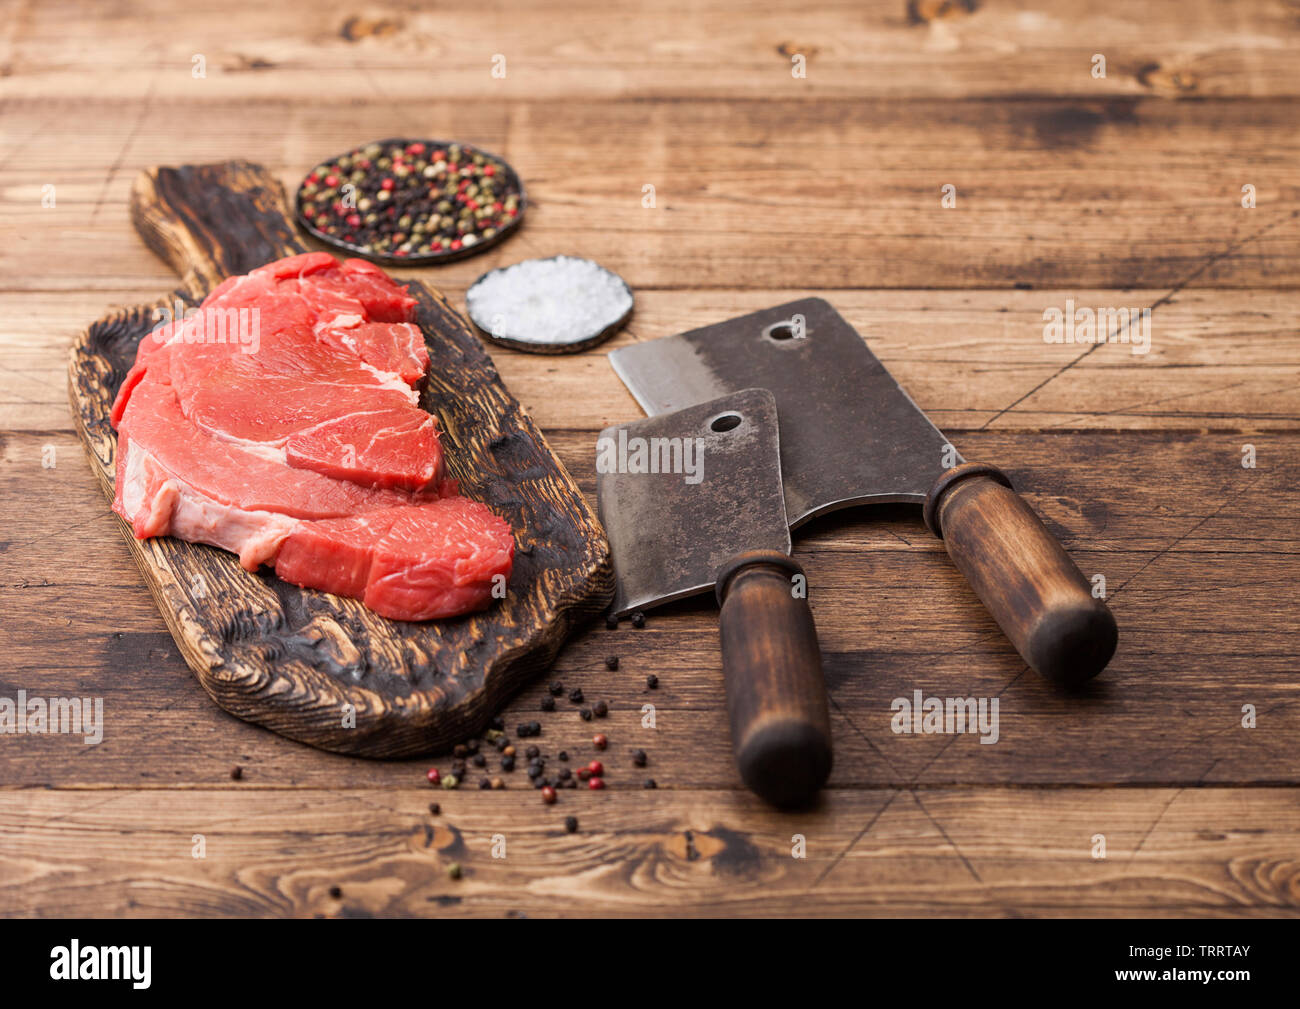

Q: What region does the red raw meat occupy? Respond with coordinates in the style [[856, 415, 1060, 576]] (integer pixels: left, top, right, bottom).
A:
[[110, 253, 513, 621], [275, 498, 513, 621]]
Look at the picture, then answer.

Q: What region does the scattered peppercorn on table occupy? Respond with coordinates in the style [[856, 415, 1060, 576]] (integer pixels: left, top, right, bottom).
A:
[[3, 0, 1300, 918]]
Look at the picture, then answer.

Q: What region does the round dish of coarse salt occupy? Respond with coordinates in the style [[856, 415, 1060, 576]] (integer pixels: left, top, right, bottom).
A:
[[465, 256, 634, 355]]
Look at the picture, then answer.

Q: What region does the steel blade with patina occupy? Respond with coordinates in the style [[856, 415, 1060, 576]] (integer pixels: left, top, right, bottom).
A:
[[609, 297, 959, 528], [596, 388, 789, 616]]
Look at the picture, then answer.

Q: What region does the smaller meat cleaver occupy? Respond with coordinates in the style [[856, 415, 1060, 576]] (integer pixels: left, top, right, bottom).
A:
[[596, 388, 832, 806], [610, 299, 1118, 685]]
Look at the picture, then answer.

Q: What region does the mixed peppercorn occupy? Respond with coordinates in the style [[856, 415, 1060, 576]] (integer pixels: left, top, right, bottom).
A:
[[296, 139, 524, 263], [426, 625, 663, 883]]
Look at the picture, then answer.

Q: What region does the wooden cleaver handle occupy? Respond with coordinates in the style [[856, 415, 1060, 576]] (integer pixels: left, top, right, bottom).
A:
[[923, 463, 1118, 685], [715, 551, 832, 807]]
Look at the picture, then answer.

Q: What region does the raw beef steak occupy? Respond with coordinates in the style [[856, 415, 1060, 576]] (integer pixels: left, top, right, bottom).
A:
[[110, 252, 514, 621]]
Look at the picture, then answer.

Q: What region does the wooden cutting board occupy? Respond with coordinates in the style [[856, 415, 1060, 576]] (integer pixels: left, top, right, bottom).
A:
[[67, 160, 613, 758]]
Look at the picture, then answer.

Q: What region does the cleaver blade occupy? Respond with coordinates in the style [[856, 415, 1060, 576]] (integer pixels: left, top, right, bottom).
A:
[[609, 298, 959, 528], [597, 388, 790, 616]]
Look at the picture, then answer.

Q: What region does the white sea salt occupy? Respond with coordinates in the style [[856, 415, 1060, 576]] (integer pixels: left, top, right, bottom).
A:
[[466, 255, 633, 349]]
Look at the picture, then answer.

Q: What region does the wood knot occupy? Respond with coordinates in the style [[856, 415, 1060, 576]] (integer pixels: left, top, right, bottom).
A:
[[776, 42, 819, 60], [340, 16, 404, 42], [409, 821, 463, 854], [1136, 61, 1198, 95], [907, 0, 978, 24], [225, 54, 276, 72]]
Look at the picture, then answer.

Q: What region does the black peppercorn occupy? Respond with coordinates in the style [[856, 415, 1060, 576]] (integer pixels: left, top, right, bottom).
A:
[[605, 655, 619, 671], [568, 687, 584, 703], [329, 885, 342, 899], [490, 715, 505, 731], [549, 681, 564, 696], [605, 614, 619, 630], [633, 749, 647, 767], [646, 674, 658, 689], [643, 778, 657, 788], [525, 745, 540, 759], [429, 802, 440, 815], [479, 777, 491, 789], [564, 816, 578, 833], [580, 708, 592, 721], [541, 696, 556, 712], [501, 755, 515, 772], [472, 754, 486, 767], [631, 610, 646, 628], [594, 700, 608, 718], [558, 750, 569, 761]]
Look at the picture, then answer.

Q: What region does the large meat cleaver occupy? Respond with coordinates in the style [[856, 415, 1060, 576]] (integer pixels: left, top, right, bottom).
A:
[[609, 299, 1118, 685], [596, 388, 832, 806]]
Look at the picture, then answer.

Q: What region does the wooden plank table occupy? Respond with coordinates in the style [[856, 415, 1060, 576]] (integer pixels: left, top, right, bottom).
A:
[[1, 0, 1297, 917]]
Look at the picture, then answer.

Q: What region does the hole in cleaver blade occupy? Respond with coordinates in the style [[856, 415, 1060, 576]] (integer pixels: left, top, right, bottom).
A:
[[608, 298, 960, 526], [596, 389, 791, 617]]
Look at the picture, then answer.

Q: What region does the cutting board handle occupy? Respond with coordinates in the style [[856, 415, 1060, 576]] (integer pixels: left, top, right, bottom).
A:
[[715, 551, 832, 806], [130, 161, 307, 298], [924, 463, 1118, 685]]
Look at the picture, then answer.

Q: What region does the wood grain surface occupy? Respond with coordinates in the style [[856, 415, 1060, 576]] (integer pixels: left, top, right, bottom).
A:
[[2, 0, 1298, 918]]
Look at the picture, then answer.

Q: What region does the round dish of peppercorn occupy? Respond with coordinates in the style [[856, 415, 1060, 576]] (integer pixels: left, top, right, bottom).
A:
[[295, 138, 526, 265]]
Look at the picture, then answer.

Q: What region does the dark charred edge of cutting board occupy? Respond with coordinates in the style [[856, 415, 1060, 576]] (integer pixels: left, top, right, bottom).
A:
[[67, 160, 613, 758]]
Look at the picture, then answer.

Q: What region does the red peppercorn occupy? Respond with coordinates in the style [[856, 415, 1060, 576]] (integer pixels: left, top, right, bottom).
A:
[[347, 214, 361, 227], [426, 768, 440, 785], [587, 760, 604, 776], [593, 734, 608, 750], [507, 208, 518, 217], [450, 239, 463, 250], [541, 785, 557, 804], [324, 174, 338, 187], [493, 201, 504, 212], [466, 199, 478, 210], [380, 177, 395, 191], [407, 142, 425, 154], [577, 767, 591, 781], [483, 165, 496, 176], [433, 150, 446, 161], [588, 777, 605, 790]]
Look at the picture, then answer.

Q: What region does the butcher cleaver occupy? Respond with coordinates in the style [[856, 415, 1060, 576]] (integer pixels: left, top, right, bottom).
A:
[[596, 388, 832, 806], [609, 299, 1118, 685]]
